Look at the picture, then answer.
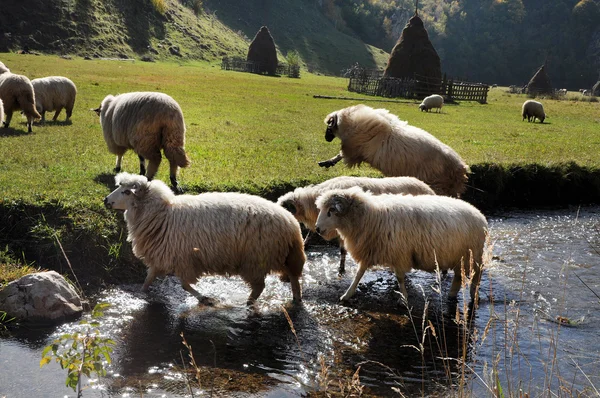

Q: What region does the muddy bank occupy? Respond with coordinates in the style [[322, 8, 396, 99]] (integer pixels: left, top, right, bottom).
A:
[[1, 161, 599, 290]]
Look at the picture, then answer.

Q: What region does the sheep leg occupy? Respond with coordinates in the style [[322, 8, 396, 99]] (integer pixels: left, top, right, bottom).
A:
[[169, 161, 182, 194], [318, 152, 343, 168], [114, 154, 123, 173], [26, 115, 33, 133], [144, 153, 162, 181], [52, 108, 62, 122], [142, 268, 158, 292], [288, 275, 302, 303], [338, 243, 346, 275], [40, 111, 46, 123], [247, 279, 266, 305], [138, 155, 146, 176], [449, 269, 462, 299], [3, 111, 12, 128], [340, 262, 369, 301], [302, 230, 312, 246], [182, 282, 215, 305], [65, 107, 72, 120]]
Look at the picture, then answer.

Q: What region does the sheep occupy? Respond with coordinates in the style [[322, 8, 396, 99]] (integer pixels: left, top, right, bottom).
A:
[[31, 76, 77, 122], [315, 187, 488, 303], [419, 94, 444, 113], [0, 99, 4, 126], [104, 173, 306, 305], [278, 176, 435, 274], [0, 62, 41, 133], [521, 100, 545, 123], [93, 91, 191, 193], [317, 104, 469, 197]]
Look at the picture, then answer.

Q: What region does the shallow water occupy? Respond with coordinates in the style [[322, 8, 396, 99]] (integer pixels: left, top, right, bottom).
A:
[[1, 206, 599, 397]]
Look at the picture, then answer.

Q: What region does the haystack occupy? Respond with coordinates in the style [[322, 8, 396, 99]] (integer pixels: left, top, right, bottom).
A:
[[247, 26, 278, 76], [383, 13, 441, 97], [526, 64, 553, 95]]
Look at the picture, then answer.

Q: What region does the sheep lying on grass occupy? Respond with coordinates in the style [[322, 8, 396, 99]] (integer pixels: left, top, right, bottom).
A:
[[94, 92, 190, 193], [419, 94, 444, 113], [0, 61, 41, 133], [104, 173, 306, 305], [315, 187, 488, 303], [522, 100, 545, 123], [31, 76, 77, 122], [318, 104, 469, 197], [278, 176, 434, 273]]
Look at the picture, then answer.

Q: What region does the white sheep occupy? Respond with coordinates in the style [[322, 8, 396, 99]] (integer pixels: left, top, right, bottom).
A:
[[318, 104, 469, 197], [0, 99, 4, 125], [277, 176, 435, 273], [419, 94, 444, 113], [104, 173, 306, 305], [0, 62, 41, 133], [93, 92, 191, 192], [315, 187, 488, 302], [521, 100, 545, 123], [31, 76, 77, 122]]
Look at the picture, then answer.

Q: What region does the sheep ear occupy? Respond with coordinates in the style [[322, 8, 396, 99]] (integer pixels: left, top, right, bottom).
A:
[[91, 107, 101, 116], [281, 200, 297, 215], [331, 194, 350, 216], [327, 114, 338, 128]]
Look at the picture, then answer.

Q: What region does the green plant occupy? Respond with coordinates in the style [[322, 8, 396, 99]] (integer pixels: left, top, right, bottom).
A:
[[151, 0, 168, 14], [40, 303, 115, 396], [0, 310, 15, 333], [285, 50, 301, 67]]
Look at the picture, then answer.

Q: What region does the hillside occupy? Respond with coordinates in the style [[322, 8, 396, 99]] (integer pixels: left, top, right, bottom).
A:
[[0, 0, 389, 74]]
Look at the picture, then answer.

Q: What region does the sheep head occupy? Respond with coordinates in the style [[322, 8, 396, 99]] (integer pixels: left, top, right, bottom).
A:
[[323, 112, 338, 142], [104, 172, 148, 210], [315, 188, 360, 240]]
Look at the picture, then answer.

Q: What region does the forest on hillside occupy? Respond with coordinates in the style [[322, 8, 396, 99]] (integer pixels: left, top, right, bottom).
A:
[[321, 0, 600, 89]]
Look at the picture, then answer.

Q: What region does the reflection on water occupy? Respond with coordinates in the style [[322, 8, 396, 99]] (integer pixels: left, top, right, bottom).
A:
[[1, 207, 599, 397]]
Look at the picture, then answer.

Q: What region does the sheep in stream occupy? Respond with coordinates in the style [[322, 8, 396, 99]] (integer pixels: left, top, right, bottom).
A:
[[103, 173, 305, 305], [31, 76, 77, 122], [521, 100, 545, 123], [315, 187, 488, 303], [93, 92, 190, 193], [419, 94, 444, 113], [278, 176, 435, 273], [317, 104, 469, 197], [0, 61, 41, 133]]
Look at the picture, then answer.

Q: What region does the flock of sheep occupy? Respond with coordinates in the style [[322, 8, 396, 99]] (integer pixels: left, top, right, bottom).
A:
[[3, 59, 554, 308]]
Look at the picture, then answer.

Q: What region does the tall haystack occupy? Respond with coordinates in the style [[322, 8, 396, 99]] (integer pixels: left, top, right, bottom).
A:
[[526, 64, 553, 95], [247, 26, 278, 76], [383, 13, 441, 97]]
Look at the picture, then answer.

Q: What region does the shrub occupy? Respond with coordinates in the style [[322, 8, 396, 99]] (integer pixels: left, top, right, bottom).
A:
[[151, 0, 168, 14]]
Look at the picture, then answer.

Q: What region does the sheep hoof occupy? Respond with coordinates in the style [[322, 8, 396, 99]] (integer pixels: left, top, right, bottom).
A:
[[318, 160, 333, 168], [114, 167, 121, 173], [172, 185, 184, 195]]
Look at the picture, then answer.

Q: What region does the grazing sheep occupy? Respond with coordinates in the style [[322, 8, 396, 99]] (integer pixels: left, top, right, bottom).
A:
[[278, 176, 435, 273], [318, 104, 469, 197], [31, 76, 77, 122], [0, 62, 41, 133], [419, 94, 444, 113], [521, 100, 546, 123], [93, 92, 191, 192], [315, 187, 488, 303], [104, 173, 305, 305]]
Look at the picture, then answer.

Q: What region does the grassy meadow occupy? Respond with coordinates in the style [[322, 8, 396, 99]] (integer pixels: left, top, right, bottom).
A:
[[0, 52, 599, 283]]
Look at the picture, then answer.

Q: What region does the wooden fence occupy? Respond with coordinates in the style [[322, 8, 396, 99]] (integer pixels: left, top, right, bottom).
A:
[[221, 56, 300, 78], [346, 65, 489, 103]]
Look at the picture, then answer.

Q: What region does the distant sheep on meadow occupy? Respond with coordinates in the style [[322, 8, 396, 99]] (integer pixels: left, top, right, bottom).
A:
[[31, 76, 77, 122], [0, 61, 41, 133], [278, 176, 435, 273], [419, 94, 444, 113], [104, 173, 306, 305], [315, 187, 488, 303], [318, 104, 469, 197], [521, 100, 545, 123], [94, 91, 190, 192]]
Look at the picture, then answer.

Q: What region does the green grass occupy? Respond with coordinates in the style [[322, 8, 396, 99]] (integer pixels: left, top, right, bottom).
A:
[[0, 53, 599, 285], [1, 53, 599, 204]]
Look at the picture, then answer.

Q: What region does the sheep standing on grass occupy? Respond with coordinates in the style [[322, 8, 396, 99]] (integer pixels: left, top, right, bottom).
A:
[[0, 61, 41, 133], [94, 92, 191, 193], [278, 176, 435, 273], [104, 173, 305, 305], [521, 100, 546, 123], [318, 104, 469, 197], [419, 94, 444, 113], [315, 187, 488, 303], [31, 76, 77, 122]]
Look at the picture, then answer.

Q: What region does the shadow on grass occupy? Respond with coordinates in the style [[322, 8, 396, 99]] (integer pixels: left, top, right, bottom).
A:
[[0, 126, 31, 137], [34, 120, 73, 126], [94, 172, 116, 190]]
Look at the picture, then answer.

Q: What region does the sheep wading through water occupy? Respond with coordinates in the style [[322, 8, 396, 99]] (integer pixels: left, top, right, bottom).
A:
[[315, 187, 488, 303], [419, 94, 444, 113], [278, 176, 435, 273], [31, 76, 77, 122], [104, 173, 306, 305], [318, 104, 469, 197], [93, 91, 190, 192], [0, 61, 41, 133], [521, 100, 546, 123]]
